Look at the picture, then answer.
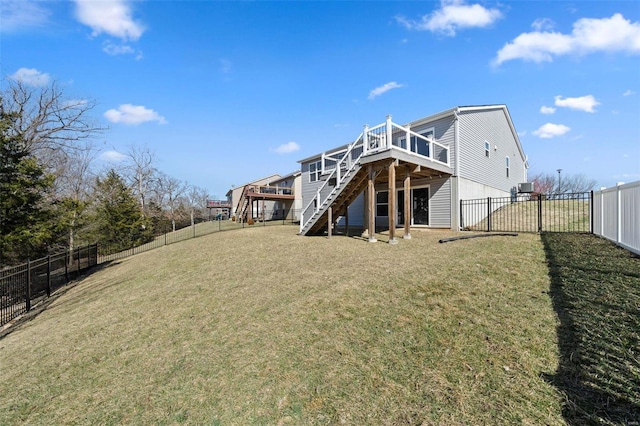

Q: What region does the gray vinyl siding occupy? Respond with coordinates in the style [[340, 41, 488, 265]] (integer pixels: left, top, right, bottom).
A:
[[410, 176, 451, 228], [336, 193, 365, 227], [405, 116, 456, 168], [427, 177, 451, 228], [457, 108, 526, 193], [300, 159, 331, 213]]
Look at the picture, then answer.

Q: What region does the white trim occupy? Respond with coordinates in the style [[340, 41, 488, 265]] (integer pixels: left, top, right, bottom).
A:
[[397, 127, 435, 157], [373, 184, 431, 227], [411, 185, 431, 226], [309, 160, 321, 183]]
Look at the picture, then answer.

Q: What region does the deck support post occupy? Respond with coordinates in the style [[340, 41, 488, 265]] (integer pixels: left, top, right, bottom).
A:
[[345, 206, 349, 237], [327, 206, 332, 238], [367, 164, 377, 243], [403, 167, 412, 239], [388, 160, 398, 244], [362, 187, 369, 238]]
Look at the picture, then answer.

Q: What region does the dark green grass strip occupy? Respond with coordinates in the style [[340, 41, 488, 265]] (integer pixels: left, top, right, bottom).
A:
[[541, 233, 640, 425]]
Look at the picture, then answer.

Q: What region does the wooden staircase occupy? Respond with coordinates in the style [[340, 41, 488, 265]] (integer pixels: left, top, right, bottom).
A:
[[299, 114, 452, 236], [301, 163, 368, 235]]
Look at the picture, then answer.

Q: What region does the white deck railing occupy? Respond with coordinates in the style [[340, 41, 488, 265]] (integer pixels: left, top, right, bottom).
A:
[[300, 115, 451, 234]]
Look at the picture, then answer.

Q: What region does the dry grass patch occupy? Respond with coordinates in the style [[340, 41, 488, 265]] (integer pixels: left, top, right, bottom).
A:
[[0, 226, 563, 424]]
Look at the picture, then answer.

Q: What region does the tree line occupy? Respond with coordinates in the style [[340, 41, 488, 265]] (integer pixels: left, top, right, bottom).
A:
[[1, 79, 212, 267], [529, 172, 597, 197]]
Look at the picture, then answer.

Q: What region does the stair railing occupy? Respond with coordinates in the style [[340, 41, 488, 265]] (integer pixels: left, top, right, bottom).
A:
[[300, 129, 367, 233], [299, 115, 451, 233]]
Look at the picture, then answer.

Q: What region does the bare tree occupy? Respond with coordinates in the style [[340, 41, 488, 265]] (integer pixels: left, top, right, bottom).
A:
[[156, 173, 187, 232], [531, 172, 556, 195], [562, 174, 598, 193], [2, 79, 104, 167], [55, 144, 98, 252], [185, 184, 210, 226], [530, 171, 597, 196], [123, 145, 158, 216]]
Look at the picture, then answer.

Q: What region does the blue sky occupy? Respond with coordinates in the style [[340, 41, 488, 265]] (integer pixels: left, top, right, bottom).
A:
[[2, 0, 639, 197]]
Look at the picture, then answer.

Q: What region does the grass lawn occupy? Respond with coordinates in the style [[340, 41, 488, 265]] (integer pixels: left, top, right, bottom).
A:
[[0, 226, 635, 424], [541, 233, 640, 424]]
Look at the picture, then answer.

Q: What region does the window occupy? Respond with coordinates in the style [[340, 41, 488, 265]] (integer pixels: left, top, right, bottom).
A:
[[506, 156, 510, 178], [376, 191, 388, 217], [309, 160, 321, 182], [398, 128, 434, 156], [484, 141, 490, 157]]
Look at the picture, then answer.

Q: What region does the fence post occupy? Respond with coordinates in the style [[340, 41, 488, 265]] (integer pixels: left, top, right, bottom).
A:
[[26, 259, 32, 311], [47, 254, 51, 297], [589, 191, 594, 234], [487, 197, 491, 232], [617, 184, 622, 244], [459, 199, 463, 230], [537, 195, 543, 233]]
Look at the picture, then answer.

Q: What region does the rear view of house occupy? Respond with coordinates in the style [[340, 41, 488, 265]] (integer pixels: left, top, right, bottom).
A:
[[298, 105, 528, 241]]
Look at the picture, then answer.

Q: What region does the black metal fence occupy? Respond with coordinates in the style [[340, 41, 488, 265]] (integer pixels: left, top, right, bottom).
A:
[[1, 245, 98, 327], [0, 210, 298, 327], [460, 192, 592, 233], [98, 210, 301, 263]]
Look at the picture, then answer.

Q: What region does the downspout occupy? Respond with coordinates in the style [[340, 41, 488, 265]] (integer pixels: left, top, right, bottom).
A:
[[453, 109, 461, 230]]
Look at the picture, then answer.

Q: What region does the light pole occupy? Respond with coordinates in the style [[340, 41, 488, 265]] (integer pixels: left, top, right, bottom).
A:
[[557, 169, 562, 194]]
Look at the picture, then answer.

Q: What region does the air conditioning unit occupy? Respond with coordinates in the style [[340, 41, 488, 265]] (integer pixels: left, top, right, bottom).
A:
[[518, 182, 535, 193]]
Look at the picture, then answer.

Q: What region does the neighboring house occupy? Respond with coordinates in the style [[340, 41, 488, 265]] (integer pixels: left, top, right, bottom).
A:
[[206, 200, 232, 220], [226, 172, 302, 222], [298, 105, 528, 241], [269, 171, 302, 221]]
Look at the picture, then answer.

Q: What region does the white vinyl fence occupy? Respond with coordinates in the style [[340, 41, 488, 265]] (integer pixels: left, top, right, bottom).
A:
[[592, 181, 640, 255]]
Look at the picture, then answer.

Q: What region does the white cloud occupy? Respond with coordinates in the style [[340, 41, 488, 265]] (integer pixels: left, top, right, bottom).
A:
[[540, 106, 556, 114], [368, 81, 405, 100], [9, 68, 51, 86], [396, 0, 502, 36], [554, 95, 600, 113], [63, 99, 88, 108], [104, 104, 166, 125], [0, 0, 50, 33], [74, 0, 145, 41], [531, 18, 555, 32], [494, 13, 640, 65], [99, 150, 128, 162], [533, 123, 571, 139], [102, 41, 136, 56], [623, 89, 636, 96], [273, 142, 300, 154]]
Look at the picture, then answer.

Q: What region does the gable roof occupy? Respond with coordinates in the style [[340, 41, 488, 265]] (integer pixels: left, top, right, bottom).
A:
[[298, 104, 526, 164], [225, 173, 282, 196]]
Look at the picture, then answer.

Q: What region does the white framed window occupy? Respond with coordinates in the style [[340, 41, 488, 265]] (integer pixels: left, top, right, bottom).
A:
[[506, 156, 510, 178], [484, 140, 490, 157], [411, 128, 434, 157], [398, 128, 434, 156], [376, 191, 388, 217], [309, 160, 321, 182]]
